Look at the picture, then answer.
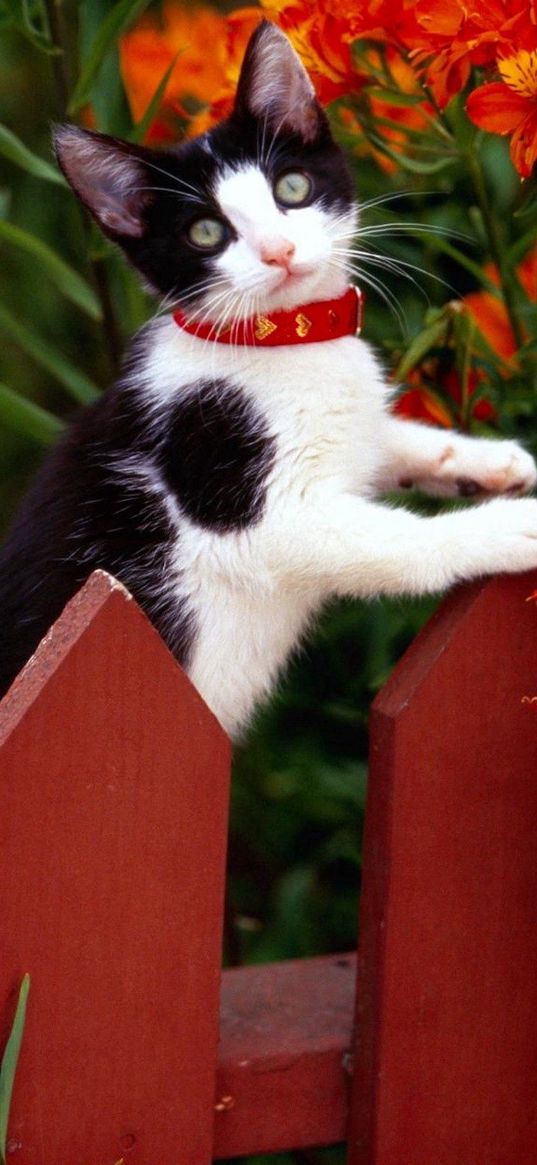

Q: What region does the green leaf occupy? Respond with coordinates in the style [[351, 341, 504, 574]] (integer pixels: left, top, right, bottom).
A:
[[130, 54, 180, 144], [505, 230, 537, 276], [394, 316, 449, 381], [427, 236, 501, 294], [365, 115, 442, 146], [0, 124, 65, 186], [69, 0, 153, 115], [365, 87, 425, 108], [0, 382, 65, 443], [10, 0, 59, 53], [0, 302, 100, 403], [514, 187, 537, 219], [0, 975, 30, 1165], [443, 92, 476, 151], [0, 221, 101, 320], [79, 0, 133, 137], [367, 133, 456, 175]]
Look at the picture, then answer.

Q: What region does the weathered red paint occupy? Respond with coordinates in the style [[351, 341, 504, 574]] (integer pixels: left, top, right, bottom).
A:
[[2, 566, 537, 1161], [0, 571, 231, 1165], [348, 572, 537, 1165], [214, 953, 355, 1157]]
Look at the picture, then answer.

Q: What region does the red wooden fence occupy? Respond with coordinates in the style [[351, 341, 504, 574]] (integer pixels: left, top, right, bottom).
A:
[[0, 567, 536, 1162]]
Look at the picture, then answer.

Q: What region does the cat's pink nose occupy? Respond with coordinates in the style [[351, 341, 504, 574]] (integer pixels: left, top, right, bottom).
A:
[[260, 238, 296, 269]]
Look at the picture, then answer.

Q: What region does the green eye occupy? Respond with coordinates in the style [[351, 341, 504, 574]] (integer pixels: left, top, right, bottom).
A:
[[187, 217, 227, 249], [274, 171, 312, 207]]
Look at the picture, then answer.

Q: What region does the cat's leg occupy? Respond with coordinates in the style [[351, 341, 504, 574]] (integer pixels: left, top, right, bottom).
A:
[[266, 493, 537, 598], [374, 416, 537, 498]]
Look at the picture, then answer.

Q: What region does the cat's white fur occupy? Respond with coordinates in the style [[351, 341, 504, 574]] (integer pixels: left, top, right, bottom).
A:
[[132, 167, 537, 737]]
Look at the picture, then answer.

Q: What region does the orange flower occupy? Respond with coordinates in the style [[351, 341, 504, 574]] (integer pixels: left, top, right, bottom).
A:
[[464, 245, 537, 359], [397, 244, 537, 428], [401, 0, 537, 108], [395, 377, 454, 427], [395, 364, 495, 429], [189, 8, 265, 134], [466, 50, 537, 177], [120, 3, 262, 141], [264, 0, 407, 45], [120, 0, 371, 139], [464, 287, 518, 363]]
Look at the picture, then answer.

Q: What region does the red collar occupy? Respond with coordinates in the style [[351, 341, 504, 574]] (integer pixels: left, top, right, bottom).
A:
[[172, 286, 363, 346]]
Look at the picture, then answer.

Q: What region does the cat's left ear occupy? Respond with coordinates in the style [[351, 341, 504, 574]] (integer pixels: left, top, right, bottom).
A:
[[233, 21, 326, 144], [54, 126, 154, 240]]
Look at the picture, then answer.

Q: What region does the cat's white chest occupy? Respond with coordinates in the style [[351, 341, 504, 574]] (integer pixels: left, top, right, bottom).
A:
[[144, 322, 391, 737], [240, 335, 390, 505]]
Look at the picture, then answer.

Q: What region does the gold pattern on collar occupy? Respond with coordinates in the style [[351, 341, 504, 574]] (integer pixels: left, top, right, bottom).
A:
[[295, 312, 312, 338], [255, 315, 278, 341]]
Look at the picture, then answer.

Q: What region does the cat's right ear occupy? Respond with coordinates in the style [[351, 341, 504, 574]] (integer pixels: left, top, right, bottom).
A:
[[54, 126, 153, 240]]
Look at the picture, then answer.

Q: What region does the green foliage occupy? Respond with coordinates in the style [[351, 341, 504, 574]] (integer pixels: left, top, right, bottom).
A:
[[69, 0, 153, 115], [0, 123, 65, 184], [0, 220, 101, 318]]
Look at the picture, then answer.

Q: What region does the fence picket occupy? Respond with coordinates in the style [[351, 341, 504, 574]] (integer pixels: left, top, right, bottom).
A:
[[0, 570, 231, 1165], [348, 572, 537, 1164]]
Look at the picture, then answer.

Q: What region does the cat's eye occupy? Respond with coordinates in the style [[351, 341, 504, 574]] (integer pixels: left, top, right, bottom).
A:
[[187, 217, 227, 250], [274, 171, 312, 208]]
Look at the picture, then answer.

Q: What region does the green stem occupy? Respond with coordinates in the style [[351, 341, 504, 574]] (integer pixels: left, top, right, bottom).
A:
[[44, 0, 71, 110], [459, 316, 475, 432], [466, 151, 525, 353], [91, 255, 122, 372]]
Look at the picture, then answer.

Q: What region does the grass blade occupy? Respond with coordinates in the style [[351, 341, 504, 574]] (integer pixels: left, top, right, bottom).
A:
[[367, 132, 456, 175], [9, 0, 58, 53], [0, 124, 65, 186], [0, 302, 100, 403], [394, 316, 448, 381], [130, 54, 180, 144], [427, 236, 502, 294], [0, 382, 65, 444], [0, 975, 30, 1165], [69, 0, 153, 115], [0, 221, 101, 320]]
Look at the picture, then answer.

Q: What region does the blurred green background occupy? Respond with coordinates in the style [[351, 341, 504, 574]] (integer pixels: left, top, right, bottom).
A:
[[1, 3, 536, 1162]]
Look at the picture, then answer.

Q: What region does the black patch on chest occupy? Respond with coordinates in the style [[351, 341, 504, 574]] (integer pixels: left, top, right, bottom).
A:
[[160, 379, 275, 532]]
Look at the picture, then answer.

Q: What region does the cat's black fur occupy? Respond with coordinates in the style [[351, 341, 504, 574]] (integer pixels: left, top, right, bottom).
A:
[[161, 382, 276, 531]]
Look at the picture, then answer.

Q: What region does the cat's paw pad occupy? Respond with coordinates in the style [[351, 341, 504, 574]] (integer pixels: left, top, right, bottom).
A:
[[439, 441, 537, 497]]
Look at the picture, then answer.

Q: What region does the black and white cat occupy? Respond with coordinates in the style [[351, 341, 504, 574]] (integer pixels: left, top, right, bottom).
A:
[[1, 20, 537, 737]]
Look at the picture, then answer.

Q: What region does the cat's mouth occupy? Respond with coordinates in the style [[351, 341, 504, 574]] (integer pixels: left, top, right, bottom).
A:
[[274, 263, 315, 287]]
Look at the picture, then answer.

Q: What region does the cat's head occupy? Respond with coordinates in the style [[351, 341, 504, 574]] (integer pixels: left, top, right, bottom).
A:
[[55, 21, 356, 322]]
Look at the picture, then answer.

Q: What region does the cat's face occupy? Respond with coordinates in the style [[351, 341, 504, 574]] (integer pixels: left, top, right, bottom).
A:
[[55, 22, 356, 321]]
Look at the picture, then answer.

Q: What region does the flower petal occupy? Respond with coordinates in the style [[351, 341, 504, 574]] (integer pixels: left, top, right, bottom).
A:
[[466, 82, 530, 133], [510, 109, 537, 177], [463, 290, 516, 362], [395, 387, 453, 427]]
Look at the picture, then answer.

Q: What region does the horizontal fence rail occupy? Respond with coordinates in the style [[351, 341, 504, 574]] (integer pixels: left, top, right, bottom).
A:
[[1, 567, 536, 1162], [215, 953, 355, 1157]]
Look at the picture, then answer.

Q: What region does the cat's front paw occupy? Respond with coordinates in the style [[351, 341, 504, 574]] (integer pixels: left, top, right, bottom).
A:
[[467, 497, 537, 576], [410, 438, 537, 498]]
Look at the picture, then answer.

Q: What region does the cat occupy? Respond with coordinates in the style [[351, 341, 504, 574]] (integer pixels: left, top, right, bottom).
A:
[[1, 19, 537, 739]]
